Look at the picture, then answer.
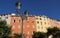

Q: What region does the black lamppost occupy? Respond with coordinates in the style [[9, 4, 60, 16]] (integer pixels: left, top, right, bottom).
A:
[[15, 1, 29, 38]]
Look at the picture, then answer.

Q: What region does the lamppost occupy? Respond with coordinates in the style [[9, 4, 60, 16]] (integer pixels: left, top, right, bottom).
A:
[[15, 1, 29, 38]]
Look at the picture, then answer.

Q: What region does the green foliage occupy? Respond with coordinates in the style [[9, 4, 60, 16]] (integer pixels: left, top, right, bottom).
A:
[[47, 27, 60, 38], [47, 27, 60, 36], [54, 31, 60, 38], [33, 32, 47, 38], [0, 20, 11, 38], [14, 33, 22, 38], [32, 27, 60, 38]]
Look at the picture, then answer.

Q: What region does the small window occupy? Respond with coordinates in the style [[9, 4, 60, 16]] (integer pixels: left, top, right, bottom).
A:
[[4, 14, 5, 16], [14, 20, 16, 23], [32, 25, 35, 28], [5, 17, 8, 19], [40, 18, 42, 20], [27, 25, 30, 28], [44, 22, 46, 24], [12, 26, 15, 29], [37, 21, 39, 24], [27, 31, 30, 35], [40, 22, 42, 25], [18, 25, 21, 28]]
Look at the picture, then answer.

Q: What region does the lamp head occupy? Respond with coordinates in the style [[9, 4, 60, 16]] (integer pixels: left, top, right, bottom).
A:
[[24, 10, 29, 19], [15, 1, 22, 11]]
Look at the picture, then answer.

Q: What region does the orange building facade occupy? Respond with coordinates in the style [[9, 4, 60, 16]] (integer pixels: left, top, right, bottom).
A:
[[10, 15, 36, 38], [0, 14, 60, 38]]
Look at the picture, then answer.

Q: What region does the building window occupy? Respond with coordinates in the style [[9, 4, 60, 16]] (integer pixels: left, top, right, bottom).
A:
[[27, 25, 30, 28], [32, 25, 35, 28], [44, 22, 46, 24], [14, 20, 16, 23], [37, 21, 39, 24], [40, 18, 42, 20], [5, 17, 8, 19], [27, 31, 30, 35], [12, 26, 15, 29], [40, 22, 42, 25], [41, 26, 43, 29], [18, 25, 21, 28]]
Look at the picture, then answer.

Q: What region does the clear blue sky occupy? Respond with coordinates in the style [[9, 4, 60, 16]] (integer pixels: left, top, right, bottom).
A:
[[0, 0, 60, 20]]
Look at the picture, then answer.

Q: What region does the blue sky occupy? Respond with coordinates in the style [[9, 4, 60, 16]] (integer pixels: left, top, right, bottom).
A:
[[0, 0, 60, 20]]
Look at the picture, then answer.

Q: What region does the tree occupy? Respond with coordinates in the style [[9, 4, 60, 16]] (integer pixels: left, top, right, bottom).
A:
[[32, 32, 47, 38], [47, 27, 60, 38], [14, 33, 22, 38], [0, 20, 11, 38], [53, 31, 60, 38]]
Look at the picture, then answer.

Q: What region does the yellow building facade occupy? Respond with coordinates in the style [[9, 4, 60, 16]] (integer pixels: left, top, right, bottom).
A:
[[35, 15, 50, 33]]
